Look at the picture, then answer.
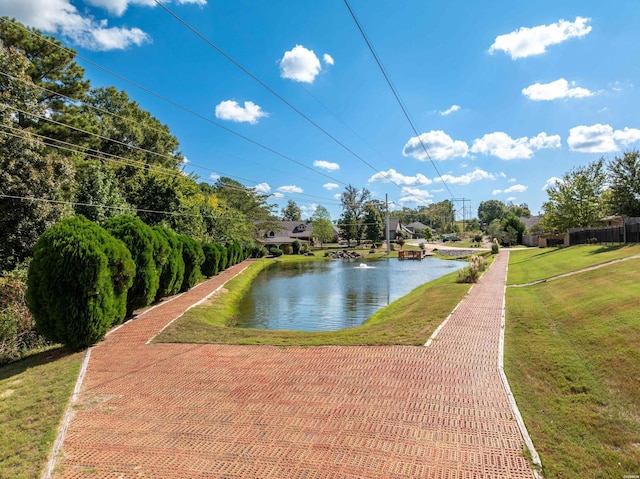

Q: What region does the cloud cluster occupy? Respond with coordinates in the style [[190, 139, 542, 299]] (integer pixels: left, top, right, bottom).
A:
[[253, 182, 271, 194], [398, 187, 433, 206], [279, 45, 333, 83], [471, 132, 561, 160], [313, 160, 340, 171], [522, 78, 593, 101], [568, 124, 640, 153], [322, 183, 340, 190], [492, 184, 528, 195], [402, 131, 469, 161], [438, 168, 499, 185], [215, 100, 268, 124], [440, 105, 461, 116], [489, 16, 592, 59], [368, 168, 431, 186], [277, 185, 303, 194]]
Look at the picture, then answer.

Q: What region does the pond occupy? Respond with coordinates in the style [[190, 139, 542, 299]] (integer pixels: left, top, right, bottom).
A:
[[235, 256, 466, 331]]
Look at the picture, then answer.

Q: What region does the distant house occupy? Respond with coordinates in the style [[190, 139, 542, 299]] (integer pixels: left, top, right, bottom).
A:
[[387, 219, 414, 239], [520, 215, 541, 231], [257, 220, 339, 252], [405, 221, 432, 239]]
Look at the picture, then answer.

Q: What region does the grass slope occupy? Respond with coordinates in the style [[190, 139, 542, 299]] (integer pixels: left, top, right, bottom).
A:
[[0, 348, 83, 479], [155, 259, 471, 346], [506, 251, 640, 478], [507, 244, 640, 285]]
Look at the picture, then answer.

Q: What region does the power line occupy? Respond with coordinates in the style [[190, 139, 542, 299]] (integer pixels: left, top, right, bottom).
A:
[[342, 0, 459, 203], [0, 18, 349, 188], [152, 0, 405, 190]]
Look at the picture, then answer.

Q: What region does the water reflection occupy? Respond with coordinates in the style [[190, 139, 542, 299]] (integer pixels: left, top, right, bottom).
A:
[[236, 257, 466, 332]]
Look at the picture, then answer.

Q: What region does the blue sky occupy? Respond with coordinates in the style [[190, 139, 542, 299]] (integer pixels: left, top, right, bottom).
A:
[[4, 0, 640, 221]]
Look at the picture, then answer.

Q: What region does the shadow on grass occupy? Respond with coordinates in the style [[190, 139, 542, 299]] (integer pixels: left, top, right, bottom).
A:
[[586, 244, 626, 255], [0, 346, 77, 381]]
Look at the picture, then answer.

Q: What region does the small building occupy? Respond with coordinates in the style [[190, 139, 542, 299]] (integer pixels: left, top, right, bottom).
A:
[[405, 221, 433, 239], [257, 220, 339, 252]]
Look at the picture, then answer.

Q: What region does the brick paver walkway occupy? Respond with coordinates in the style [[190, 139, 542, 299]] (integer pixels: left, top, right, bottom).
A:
[[52, 252, 536, 478]]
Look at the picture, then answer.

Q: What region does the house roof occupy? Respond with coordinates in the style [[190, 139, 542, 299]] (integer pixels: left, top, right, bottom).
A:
[[406, 221, 429, 231]]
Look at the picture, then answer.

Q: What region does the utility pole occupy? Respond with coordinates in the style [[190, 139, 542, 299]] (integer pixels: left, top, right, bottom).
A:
[[452, 198, 470, 236]]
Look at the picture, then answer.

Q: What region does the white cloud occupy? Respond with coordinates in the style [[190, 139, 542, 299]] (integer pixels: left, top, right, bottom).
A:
[[506, 196, 518, 202], [402, 130, 469, 161], [489, 16, 592, 59], [277, 185, 303, 194], [437, 168, 498, 185], [1, 0, 151, 50], [493, 184, 528, 195], [440, 104, 461, 116], [522, 78, 593, 100], [214, 100, 268, 124], [254, 182, 271, 194], [542, 177, 563, 190], [568, 124, 640, 153], [398, 187, 433, 206], [86, 0, 206, 16], [181, 156, 189, 164], [333, 193, 342, 200], [323, 53, 334, 66], [209, 173, 220, 180], [313, 160, 340, 171], [368, 168, 432, 186], [279, 45, 322, 83], [272, 192, 285, 199], [508, 178, 516, 183], [471, 131, 560, 160], [323, 183, 340, 190]]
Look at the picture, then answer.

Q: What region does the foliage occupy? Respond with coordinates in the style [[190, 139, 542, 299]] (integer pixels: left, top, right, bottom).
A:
[[478, 199, 509, 227], [250, 244, 268, 258], [26, 216, 134, 349], [281, 199, 302, 221], [178, 235, 204, 292], [217, 244, 228, 271], [396, 237, 405, 250], [339, 184, 371, 245], [491, 238, 500, 254], [390, 200, 454, 233], [270, 247, 283, 257], [311, 205, 335, 245], [292, 239, 301, 255], [541, 159, 607, 232], [152, 226, 184, 300], [73, 160, 132, 222], [363, 201, 385, 242], [103, 215, 159, 316], [0, 267, 50, 364], [606, 151, 640, 217], [507, 202, 531, 218], [456, 255, 486, 283], [201, 243, 221, 277], [486, 213, 525, 246]]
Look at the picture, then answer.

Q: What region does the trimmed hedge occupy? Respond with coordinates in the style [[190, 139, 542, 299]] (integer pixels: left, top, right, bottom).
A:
[[201, 243, 221, 277], [26, 216, 134, 349], [217, 244, 228, 272], [153, 226, 184, 300], [179, 235, 205, 292], [104, 215, 159, 316]]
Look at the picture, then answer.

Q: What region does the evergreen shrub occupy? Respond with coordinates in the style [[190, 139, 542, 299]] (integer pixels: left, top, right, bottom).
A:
[[179, 235, 205, 292], [201, 243, 221, 277], [104, 215, 159, 316], [271, 247, 283, 257], [217, 245, 228, 271], [153, 226, 184, 300], [26, 216, 134, 349]]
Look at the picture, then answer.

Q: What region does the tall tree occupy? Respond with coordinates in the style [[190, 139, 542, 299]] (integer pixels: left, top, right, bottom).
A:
[[541, 159, 607, 232], [339, 184, 370, 245], [478, 200, 508, 227], [281, 199, 302, 221], [310, 205, 334, 246], [363, 201, 384, 242], [606, 151, 640, 217]]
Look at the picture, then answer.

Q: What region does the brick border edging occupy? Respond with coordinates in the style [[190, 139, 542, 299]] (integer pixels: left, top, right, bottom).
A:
[[498, 252, 544, 478]]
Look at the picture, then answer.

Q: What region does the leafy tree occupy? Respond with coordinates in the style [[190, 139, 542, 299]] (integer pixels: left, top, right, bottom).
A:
[[487, 213, 526, 246], [606, 151, 640, 217], [292, 239, 301, 254], [339, 185, 370, 245], [103, 215, 160, 316], [281, 199, 302, 221], [507, 202, 531, 218], [0, 46, 74, 269], [541, 159, 607, 232], [74, 160, 132, 223], [478, 200, 508, 227], [311, 205, 334, 246], [363, 201, 384, 242], [26, 216, 134, 349]]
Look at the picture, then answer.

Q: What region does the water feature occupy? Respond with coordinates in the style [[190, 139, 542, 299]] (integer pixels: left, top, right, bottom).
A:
[[235, 257, 466, 331]]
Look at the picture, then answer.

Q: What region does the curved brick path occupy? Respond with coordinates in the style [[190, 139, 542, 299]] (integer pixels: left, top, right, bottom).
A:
[[51, 253, 536, 478]]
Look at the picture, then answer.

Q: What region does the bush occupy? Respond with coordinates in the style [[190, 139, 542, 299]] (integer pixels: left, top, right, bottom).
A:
[[153, 226, 184, 300], [201, 243, 221, 277], [104, 215, 159, 316], [27, 216, 134, 350], [292, 240, 301, 254], [179, 235, 205, 292], [249, 244, 267, 258], [218, 245, 228, 271], [456, 255, 486, 284], [491, 238, 500, 254], [0, 267, 50, 364], [271, 247, 283, 257]]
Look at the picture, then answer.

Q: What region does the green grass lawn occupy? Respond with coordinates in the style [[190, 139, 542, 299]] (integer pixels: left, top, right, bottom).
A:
[[506, 251, 640, 478], [507, 244, 640, 285], [0, 348, 83, 479], [155, 258, 471, 346]]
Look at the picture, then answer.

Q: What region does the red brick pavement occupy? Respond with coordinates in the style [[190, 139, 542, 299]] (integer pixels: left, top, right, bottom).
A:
[[52, 253, 536, 478]]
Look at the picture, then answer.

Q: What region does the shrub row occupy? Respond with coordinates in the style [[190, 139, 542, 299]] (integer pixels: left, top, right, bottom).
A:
[[25, 215, 254, 351]]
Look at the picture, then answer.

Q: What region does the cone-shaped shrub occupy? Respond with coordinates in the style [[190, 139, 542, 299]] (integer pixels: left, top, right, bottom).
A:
[[179, 235, 205, 292], [153, 226, 184, 300], [103, 215, 159, 316], [217, 244, 228, 271], [26, 216, 134, 350], [201, 243, 221, 277]]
